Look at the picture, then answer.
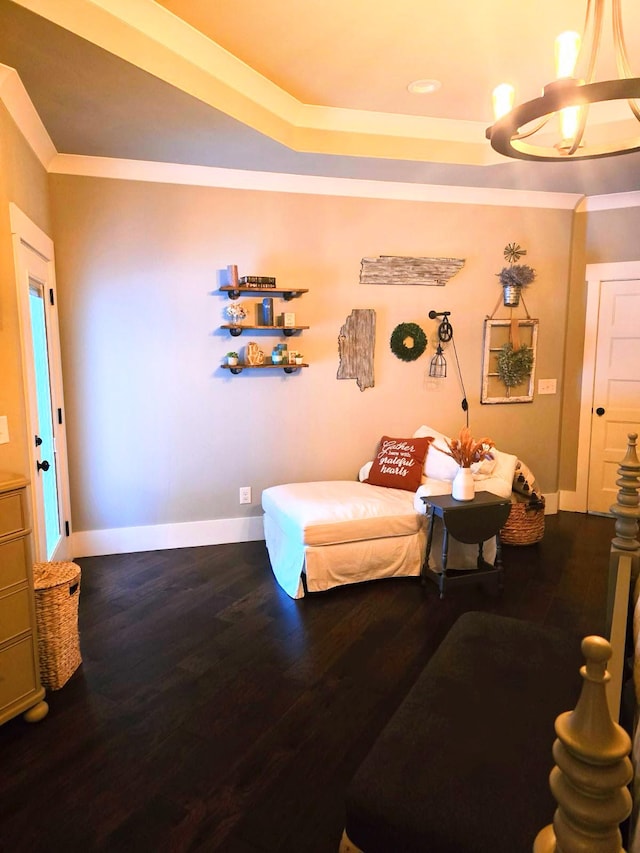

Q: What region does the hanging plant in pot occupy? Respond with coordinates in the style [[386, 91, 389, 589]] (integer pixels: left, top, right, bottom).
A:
[[433, 427, 495, 501], [496, 243, 536, 307], [497, 263, 536, 307]]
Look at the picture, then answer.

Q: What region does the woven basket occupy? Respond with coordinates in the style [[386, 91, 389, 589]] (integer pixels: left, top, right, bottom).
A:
[[33, 561, 82, 690], [500, 499, 545, 546]]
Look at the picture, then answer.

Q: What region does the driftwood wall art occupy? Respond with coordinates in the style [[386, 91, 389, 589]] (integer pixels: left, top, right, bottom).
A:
[[337, 309, 376, 391], [360, 255, 465, 287]]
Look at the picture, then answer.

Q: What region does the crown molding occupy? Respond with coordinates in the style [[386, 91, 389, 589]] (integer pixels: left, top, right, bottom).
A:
[[0, 61, 624, 211], [0, 64, 56, 167], [575, 191, 640, 213], [48, 153, 584, 209]]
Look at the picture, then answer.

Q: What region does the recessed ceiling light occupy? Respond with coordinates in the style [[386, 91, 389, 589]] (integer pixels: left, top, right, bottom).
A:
[[407, 79, 441, 95]]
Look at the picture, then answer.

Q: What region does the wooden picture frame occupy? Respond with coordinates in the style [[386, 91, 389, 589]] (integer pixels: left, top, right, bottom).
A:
[[481, 318, 538, 404]]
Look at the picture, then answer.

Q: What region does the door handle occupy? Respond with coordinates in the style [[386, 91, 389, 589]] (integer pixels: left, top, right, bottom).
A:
[[595, 407, 606, 416], [37, 459, 50, 472], [34, 435, 43, 447]]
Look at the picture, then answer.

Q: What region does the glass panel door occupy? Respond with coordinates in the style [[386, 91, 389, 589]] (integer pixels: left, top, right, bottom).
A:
[[28, 280, 61, 559]]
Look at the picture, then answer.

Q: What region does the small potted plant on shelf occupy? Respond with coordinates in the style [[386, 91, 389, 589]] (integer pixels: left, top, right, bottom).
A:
[[226, 351, 239, 366], [496, 243, 536, 307], [294, 352, 304, 365]]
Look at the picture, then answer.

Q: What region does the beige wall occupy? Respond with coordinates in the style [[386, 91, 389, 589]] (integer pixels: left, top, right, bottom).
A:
[[0, 102, 51, 476], [585, 207, 640, 265], [558, 212, 587, 491], [1, 110, 635, 538], [48, 174, 574, 534]]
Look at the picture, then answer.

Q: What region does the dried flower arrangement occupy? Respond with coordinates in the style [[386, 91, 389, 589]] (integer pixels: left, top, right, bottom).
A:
[[226, 303, 248, 323], [433, 427, 495, 469], [497, 264, 536, 289], [496, 243, 536, 289]]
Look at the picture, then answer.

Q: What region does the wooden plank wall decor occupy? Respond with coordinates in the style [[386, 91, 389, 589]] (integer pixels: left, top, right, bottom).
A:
[[337, 309, 376, 391], [360, 255, 465, 286]]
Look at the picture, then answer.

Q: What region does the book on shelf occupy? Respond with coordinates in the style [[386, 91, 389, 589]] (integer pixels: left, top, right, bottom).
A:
[[238, 276, 276, 287]]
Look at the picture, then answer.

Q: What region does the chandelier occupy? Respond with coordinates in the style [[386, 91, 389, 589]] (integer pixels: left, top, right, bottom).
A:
[[486, 0, 640, 161]]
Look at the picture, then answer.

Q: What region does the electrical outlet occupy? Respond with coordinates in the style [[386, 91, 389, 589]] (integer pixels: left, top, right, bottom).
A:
[[239, 486, 252, 505], [538, 378, 557, 395]]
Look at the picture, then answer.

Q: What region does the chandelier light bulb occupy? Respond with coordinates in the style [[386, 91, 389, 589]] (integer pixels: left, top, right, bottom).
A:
[[558, 104, 581, 145], [492, 83, 515, 120], [555, 31, 581, 79]]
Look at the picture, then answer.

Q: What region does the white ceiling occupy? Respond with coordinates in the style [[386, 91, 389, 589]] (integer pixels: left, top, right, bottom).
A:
[[155, 0, 640, 120], [2, 0, 640, 196]]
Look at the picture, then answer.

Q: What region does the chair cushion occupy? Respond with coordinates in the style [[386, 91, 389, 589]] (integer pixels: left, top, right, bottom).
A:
[[261, 481, 422, 547]]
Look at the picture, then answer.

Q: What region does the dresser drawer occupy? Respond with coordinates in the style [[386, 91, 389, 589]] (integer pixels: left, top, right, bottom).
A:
[[0, 490, 27, 539], [0, 536, 29, 588], [0, 636, 38, 712], [0, 587, 31, 644]]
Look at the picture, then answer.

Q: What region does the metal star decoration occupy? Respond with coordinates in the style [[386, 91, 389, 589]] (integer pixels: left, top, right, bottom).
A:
[[503, 243, 526, 264]]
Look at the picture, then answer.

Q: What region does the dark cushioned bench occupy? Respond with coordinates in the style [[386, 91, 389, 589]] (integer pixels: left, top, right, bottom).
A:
[[344, 611, 584, 853]]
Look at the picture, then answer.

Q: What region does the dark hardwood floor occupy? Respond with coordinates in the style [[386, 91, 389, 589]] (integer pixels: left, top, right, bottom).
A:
[[0, 511, 614, 852]]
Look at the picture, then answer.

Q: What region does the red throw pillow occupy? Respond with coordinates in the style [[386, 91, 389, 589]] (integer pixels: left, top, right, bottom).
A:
[[365, 435, 434, 492]]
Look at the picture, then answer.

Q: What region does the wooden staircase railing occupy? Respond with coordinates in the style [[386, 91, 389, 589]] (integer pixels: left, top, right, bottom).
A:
[[535, 433, 640, 853]]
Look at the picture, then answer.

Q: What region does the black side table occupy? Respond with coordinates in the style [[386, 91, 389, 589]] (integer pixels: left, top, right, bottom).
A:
[[421, 491, 512, 598]]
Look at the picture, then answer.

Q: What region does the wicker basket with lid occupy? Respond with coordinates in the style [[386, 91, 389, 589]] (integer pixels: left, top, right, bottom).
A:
[[32, 561, 82, 690]]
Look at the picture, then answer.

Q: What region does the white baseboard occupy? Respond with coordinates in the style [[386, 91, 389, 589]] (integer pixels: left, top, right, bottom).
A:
[[558, 489, 586, 513], [543, 492, 559, 515], [71, 515, 265, 558], [71, 494, 561, 559]]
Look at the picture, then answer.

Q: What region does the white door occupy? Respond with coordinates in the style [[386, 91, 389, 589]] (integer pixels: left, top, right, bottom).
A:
[[588, 279, 640, 514], [10, 204, 72, 561]]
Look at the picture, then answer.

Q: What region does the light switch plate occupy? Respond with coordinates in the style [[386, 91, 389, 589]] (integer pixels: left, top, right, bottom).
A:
[[538, 379, 557, 395], [0, 415, 9, 444]]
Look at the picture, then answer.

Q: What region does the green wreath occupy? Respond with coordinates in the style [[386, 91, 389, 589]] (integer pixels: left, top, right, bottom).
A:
[[390, 322, 427, 362], [497, 343, 534, 387]]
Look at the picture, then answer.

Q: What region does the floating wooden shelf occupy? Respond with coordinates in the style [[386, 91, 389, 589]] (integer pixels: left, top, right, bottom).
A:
[[222, 363, 308, 375], [220, 324, 309, 337], [218, 280, 310, 370], [220, 286, 308, 301]]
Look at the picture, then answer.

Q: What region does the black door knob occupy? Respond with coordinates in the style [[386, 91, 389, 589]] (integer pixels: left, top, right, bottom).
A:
[[34, 435, 43, 447], [595, 407, 606, 416], [37, 459, 50, 472]]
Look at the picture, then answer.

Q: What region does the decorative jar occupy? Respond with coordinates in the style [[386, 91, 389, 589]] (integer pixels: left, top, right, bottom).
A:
[[502, 284, 521, 307], [452, 466, 475, 501]]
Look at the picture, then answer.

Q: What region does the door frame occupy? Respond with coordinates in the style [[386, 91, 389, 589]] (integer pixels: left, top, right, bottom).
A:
[[9, 202, 72, 561], [562, 260, 640, 513]]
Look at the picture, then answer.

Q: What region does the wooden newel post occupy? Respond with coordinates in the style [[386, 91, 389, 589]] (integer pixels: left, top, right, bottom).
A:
[[609, 433, 640, 567], [533, 636, 632, 853]]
